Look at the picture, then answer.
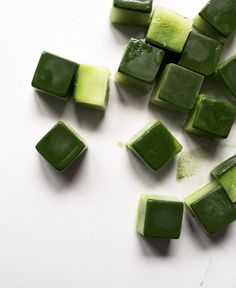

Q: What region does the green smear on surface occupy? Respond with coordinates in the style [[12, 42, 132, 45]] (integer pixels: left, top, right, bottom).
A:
[[176, 148, 206, 181], [118, 142, 127, 149]]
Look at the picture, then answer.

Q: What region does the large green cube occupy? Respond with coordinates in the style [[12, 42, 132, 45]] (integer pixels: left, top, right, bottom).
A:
[[146, 8, 192, 53], [215, 55, 236, 102], [116, 38, 164, 91], [199, 0, 236, 37], [32, 52, 77, 100], [211, 155, 236, 202], [184, 94, 236, 138], [179, 31, 223, 76], [36, 121, 87, 171], [137, 194, 184, 239], [110, 0, 152, 26], [151, 64, 204, 112], [185, 181, 236, 235], [73, 64, 111, 110], [127, 120, 182, 172]]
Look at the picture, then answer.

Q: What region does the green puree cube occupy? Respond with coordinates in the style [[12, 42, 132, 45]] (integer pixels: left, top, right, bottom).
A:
[[32, 52, 77, 100], [184, 94, 236, 138], [36, 121, 87, 171], [193, 15, 226, 43], [146, 8, 192, 53], [211, 155, 236, 202], [116, 38, 164, 91], [199, 0, 236, 37], [74, 65, 111, 110], [179, 31, 223, 76], [110, 0, 152, 26], [215, 55, 236, 102], [137, 194, 184, 239], [127, 120, 182, 172], [151, 64, 204, 112], [185, 181, 236, 235]]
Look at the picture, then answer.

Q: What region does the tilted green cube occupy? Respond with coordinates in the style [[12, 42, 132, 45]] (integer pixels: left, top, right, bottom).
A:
[[36, 121, 87, 171], [179, 31, 223, 76], [211, 155, 236, 202], [137, 194, 184, 239], [151, 64, 204, 112], [185, 181, 236, 235], [184, 94, 236, 138], [127, 120, 182, 172], [146, 8, 192, 53], [32, 52, 77, 100], [116, 38, 164, 91]]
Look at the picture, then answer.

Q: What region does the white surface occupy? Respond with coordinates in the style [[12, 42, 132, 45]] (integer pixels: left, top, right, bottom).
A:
[[0, 0, 236, 287]]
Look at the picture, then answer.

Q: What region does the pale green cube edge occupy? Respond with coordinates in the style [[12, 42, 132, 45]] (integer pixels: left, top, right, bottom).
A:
[[110, 7, 151, 26]]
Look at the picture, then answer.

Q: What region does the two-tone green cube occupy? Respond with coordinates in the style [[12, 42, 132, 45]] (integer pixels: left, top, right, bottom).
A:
[[74, 65, 111, 110], [185, 181, 236, 235], [146, 8, 192, 53], [151, 64, 204, 112], [215, 55, 236, 102], [110, 0, 152, 26], [184, 94, 236, 138], [179, 31, 223, 76], [211, 155, 236, 202], [196, 0, 236, 39], [137, 194, 184, 239], [127, 120, 182, 172], [36, 121, 87, 171], [116, 38, 164, 91], [32, 52, 77, 100]]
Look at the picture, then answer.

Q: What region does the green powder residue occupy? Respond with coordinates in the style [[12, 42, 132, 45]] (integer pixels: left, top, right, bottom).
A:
[[176, 148, 208, 181]]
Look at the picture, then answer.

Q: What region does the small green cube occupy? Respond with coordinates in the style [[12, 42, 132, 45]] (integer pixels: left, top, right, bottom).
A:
[[215, 55, 236, 102], [193, 15, 226, 43], [74, 65, 111, 110], [116, 38, 164, 91], [110, 0, 152, 26], [185, 181, 236, 235], [199, 0, 236, 37], [151, 64, 204, 112], [211, 155, 236, 202], [178, 31, 223, 76], [184, 94, 236, 138], [127, 120, 182, 172], [32, 52, 77, 100], [36, 121, 87, 171], [146, 8, 192, 53], [137, 194, 184, 239]]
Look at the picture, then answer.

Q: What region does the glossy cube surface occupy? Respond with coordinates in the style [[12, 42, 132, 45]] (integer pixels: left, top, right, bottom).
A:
[[151, 64, 204, 112], [36, 121, 87, 171], [32, 52, 77, 100], [137, 194, 184, 239], [127, 120, 182, 171], [179, 31, 223, 76], [116, 38, 164, 91], [184, 94, 236, 138], [185, 181, 236, 235]]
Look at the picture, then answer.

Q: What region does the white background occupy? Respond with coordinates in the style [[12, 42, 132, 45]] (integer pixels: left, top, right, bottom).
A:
[[0, 0, 236, 287]]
